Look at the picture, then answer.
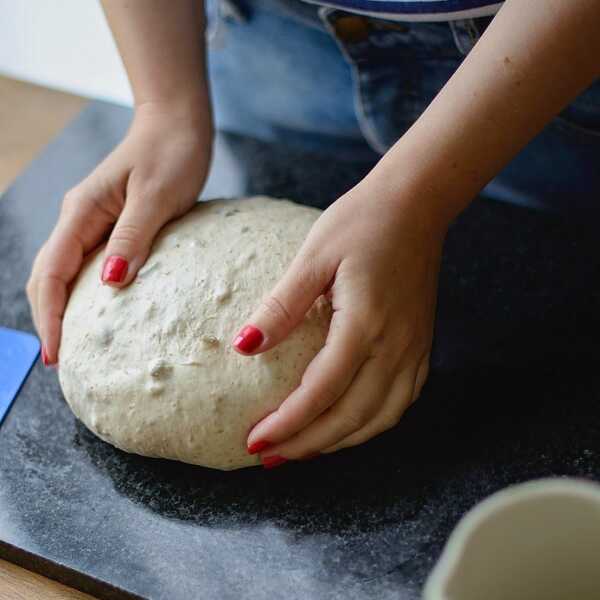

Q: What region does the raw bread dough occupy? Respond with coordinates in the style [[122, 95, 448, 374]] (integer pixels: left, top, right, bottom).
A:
[[59, 197, 331, 470]]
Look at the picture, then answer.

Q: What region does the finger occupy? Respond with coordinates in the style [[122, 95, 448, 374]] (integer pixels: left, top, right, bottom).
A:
[[27, 244, 47, 335], [37, 274, 68, 365], [323, 365, 418, 454], [412, 353, 430, 404], [263, 356, 390, 459], [28, 181, 120, 362], [246, 310, 369, 451], [232, 246, 335, 355], [101, 189, 175, 287], [32, 227, 87, 364]]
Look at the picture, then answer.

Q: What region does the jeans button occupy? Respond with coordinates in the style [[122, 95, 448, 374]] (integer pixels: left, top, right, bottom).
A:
[[333, 15, 370, 42]]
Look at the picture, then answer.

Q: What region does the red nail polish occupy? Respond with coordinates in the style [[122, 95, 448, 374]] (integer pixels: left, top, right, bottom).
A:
[[262, 455, 288, 469], [41, 346, 49, 367], [248, 440, 270, 455], [102, 256, 128, 284], [233, 325, 264, 354]]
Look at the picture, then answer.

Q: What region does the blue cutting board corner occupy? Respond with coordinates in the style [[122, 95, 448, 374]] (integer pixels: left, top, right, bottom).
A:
[[0, 327, 40, 426]]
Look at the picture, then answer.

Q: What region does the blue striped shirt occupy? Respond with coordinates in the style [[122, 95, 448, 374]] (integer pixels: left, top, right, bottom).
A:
[[302, 0, 503, 21]]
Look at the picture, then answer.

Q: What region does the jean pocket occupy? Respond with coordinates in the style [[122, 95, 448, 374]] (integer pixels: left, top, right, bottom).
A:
[[321, 10, 463, 152]]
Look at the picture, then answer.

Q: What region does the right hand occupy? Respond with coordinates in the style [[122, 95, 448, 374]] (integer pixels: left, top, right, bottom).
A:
[[27, 102, 213, 365]]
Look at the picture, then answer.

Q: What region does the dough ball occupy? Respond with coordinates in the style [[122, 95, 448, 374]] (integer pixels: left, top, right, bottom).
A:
[[59, 197, 331, 470]]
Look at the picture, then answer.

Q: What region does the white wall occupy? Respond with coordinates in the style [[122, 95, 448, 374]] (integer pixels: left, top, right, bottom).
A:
[[0, 0, 132, 105]]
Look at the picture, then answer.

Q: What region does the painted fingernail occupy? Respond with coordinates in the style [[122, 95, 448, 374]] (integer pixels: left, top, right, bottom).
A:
[[102, 256, 128, 284], [247, 440, 270, 455], [41, 346, 49, 367], [41, 346, 58, 368], [233, 325, 264, 354], [262, 455, 288, 469]]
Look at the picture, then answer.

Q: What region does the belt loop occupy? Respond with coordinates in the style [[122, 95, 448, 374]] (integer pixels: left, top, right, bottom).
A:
[[207, 0, 248, 49], [449, 18, 480, 56], [221, 0, 248, 23]]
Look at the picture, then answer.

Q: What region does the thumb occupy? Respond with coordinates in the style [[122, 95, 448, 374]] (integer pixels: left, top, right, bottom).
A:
[[232, 249, 333, 355], [101, 192, 174, 287]]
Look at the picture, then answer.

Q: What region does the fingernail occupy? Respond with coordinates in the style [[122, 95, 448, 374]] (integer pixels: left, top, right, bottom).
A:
[[233, 325, 264, 354], [41, 346, 49, 367], [262, 455, 288, 469], [247, 440, 270, 455], [102, 256, 128, 284], [41, 346, 58, 368]]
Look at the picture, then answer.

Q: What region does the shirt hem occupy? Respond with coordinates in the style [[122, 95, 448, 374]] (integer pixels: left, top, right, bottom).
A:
[[301, 1, 502, 21]]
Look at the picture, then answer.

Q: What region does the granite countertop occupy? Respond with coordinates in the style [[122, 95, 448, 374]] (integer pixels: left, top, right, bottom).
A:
[[0, 101, 599, 600]]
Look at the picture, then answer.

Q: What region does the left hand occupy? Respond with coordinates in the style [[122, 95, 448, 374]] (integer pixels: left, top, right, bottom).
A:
[[232, 173, 447, 466]]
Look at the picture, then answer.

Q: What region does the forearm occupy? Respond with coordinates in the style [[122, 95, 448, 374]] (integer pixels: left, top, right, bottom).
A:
[[101, 0, 210, 119], [373, 0, 600, 228]]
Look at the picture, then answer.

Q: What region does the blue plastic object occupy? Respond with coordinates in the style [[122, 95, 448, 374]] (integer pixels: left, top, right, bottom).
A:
[[0, 327, 39, 426]]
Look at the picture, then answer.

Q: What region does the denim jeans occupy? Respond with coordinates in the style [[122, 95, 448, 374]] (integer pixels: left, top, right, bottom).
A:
[[207, 0, 600, 213]]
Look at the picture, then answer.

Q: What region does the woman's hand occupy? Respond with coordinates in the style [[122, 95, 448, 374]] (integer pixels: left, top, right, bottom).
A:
[[27, 102, 212, 365], [235, 173, 447, 466]]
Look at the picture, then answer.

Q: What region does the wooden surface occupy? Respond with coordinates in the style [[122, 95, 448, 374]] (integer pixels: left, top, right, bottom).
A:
[[0, 76, 94, 600], [0, 560, 95, 600], [0, 76, 86, 192]]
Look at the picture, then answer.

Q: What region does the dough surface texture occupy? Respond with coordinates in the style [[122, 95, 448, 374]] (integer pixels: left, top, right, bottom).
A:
[[59, 197, 330, 470]]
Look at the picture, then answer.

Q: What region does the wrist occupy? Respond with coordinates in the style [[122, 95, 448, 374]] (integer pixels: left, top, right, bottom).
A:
[[128, 96, 214, 167], [133, 89, 213, 133], [361, 161, 454, 241], [365, 132, 481, 233]]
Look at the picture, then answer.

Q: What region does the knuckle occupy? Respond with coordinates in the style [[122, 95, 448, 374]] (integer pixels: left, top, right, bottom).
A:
[[379, 414, 399, 432], [349, 316, 384, 353], [133, 184, 186, 220], [110, 223, 145, 248], [64, 174, 123, 221], [413, 358, 430, 403], [382, 386, 412, 427], [290, 246, 328, 296], [417, 355, 430, 383], [339, 409, 368, 432], [63, 188, 79, 205], [299, 251, 323, 285], [260, 295, 292, 327], [347, 304, 386, 348], [89, 187, 122, 221], [305, 378, 339, 410], [61, 189, 82, 214]]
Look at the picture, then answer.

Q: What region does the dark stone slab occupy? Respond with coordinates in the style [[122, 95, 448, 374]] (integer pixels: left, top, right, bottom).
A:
[[1, 100, 600, 600]]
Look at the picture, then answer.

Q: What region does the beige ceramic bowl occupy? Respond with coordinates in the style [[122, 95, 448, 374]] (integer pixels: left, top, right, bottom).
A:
[[424, 478, 600, 600]]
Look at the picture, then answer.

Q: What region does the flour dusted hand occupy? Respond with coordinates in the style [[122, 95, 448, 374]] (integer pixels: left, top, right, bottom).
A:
[[58, 198, 331, 470]]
